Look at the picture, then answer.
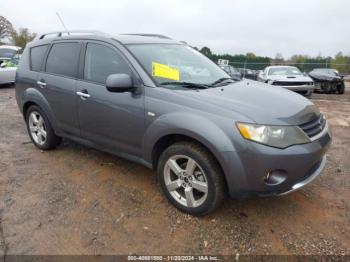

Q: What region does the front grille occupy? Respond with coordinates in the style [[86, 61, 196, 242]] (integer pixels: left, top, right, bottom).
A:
[[272, 81, 313, 86], [298, 114, 326, 138]]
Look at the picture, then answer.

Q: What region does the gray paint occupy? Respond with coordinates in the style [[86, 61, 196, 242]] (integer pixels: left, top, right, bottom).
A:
[[15, 33, 331, 198]]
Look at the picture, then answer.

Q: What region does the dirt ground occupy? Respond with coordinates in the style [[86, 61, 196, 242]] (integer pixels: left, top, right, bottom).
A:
[[0, 83, 350, 256]]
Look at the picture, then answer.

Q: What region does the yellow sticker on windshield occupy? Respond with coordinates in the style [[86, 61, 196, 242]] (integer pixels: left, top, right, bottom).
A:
[[152, 62, 180, 81]]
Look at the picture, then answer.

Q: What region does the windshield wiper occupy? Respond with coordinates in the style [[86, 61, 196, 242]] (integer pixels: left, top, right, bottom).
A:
[[160, 81, 210, 89], [209, 77, 235, 87]]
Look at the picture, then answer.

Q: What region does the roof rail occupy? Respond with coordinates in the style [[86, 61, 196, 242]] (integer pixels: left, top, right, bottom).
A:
[[120, 33, 172, 39], [36, 30, 108, 40]]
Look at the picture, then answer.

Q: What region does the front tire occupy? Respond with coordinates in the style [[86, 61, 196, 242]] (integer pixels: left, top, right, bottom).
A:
[[157, 142, 225, 216], [26, 105, 61, 150], [305, 91, 313, 98]]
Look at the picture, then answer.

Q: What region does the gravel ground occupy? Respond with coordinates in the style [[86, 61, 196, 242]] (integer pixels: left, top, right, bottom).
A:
[[0, 83, 349, 256]]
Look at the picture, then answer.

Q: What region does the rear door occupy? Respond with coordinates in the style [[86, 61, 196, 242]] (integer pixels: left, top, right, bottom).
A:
[[38, 41, 81, 136], [76, 41, 145, 156]]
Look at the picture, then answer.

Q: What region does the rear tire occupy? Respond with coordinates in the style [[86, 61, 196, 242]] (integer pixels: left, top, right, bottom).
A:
[[157, 142, 226, 216], [26, 105, 61, 150], [337, 83, 345, 94]]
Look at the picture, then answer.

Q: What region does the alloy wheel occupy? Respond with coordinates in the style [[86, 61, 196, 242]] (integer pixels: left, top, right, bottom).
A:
[[163, 155, 208, 208], [28, 111, 47, 146]]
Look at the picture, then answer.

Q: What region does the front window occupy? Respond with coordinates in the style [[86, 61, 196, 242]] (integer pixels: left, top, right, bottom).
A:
[[0, 48, 17, 59], [84, 43, 131, 84], [268, 67, 302, 76], [127, 44, 230, 87]]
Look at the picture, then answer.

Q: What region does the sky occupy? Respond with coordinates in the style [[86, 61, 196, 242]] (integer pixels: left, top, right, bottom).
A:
[[1, 0, 349, 58]]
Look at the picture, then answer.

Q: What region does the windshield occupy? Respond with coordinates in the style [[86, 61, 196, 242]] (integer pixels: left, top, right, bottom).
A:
[[0, 48, 16, 59], [268, 67, 302, 76], [314, 69, 339, 76], [127, 44, 230, 87]]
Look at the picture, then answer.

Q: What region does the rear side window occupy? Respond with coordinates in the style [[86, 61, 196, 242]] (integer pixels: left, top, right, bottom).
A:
[[45, 42, 80, 78], [30, 45, 48, 71], [84, 43, 131, 84]]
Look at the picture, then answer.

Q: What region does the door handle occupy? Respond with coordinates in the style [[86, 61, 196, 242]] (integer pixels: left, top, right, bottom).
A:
[[37, 80, 47, 88], [76, 91, 91, 99]]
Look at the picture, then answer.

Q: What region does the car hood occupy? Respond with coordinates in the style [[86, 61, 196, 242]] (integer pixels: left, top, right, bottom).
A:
[[267, 75, 313, 82], [176, 80, 319, 125], [309, 72, 342, 82]]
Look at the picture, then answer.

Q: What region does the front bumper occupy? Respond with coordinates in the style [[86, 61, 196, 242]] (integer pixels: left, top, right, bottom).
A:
[[275, 84, 314, 92], [222, 123, 331, 198], [276, 155, 326, 196]]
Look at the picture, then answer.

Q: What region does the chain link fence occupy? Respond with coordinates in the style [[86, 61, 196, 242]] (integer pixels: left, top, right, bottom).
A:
[[227, 61, 350, 75]]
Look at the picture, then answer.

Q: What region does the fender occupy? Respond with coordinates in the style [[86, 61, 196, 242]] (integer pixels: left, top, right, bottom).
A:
[[21, 87, 62, 135], [143, 112, 237, 167], [142, 112, 248, 196]]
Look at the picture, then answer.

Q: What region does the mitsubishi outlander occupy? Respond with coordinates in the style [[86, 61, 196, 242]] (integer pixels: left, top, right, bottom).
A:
[[15, 31, 331, 216]]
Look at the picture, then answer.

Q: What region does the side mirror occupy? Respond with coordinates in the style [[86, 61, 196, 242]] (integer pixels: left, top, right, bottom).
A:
[[0, 62, 6, 68], [106, 74, 134, 93]]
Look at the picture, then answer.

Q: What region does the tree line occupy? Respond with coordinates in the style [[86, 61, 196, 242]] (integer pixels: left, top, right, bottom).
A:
[[198, 47, 350, 74], [1, 15, 349, 74], [0, 16, 36, 49]]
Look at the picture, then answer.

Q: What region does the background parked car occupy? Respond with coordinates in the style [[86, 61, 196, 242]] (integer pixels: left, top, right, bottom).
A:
[[308, 68, 345, 94], [0, 45, 21, 85], [237, 68, 258, 80], [218, 64, 242, 80], [258, 66, 314, 97]]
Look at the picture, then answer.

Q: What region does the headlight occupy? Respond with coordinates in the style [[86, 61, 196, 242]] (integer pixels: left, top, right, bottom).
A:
[[236, 123, 310, 149]]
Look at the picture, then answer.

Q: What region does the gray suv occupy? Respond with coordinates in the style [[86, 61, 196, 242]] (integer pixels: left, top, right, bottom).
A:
[[15, 31, 331, 216]]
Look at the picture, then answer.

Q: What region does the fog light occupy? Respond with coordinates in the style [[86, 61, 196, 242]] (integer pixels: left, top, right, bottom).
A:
[[264, 170, 287, 186]]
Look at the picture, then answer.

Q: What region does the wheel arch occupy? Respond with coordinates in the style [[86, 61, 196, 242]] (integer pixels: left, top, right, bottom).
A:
[[151, 134, 218, 170], [23, 101, 37, 117], [151, 133, 229, 193], [143, 113, 239, 194], [21, 88, 61, 134]]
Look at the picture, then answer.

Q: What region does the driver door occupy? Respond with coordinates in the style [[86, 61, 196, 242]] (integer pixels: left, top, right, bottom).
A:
[[76, 42, 145, 157]]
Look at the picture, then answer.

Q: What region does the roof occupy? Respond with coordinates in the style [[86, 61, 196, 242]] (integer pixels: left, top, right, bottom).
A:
[[312, 68, 337, 71], [34, 30, 180, 45], [0, 45, 21, 51], [115, 34, 179, 44]]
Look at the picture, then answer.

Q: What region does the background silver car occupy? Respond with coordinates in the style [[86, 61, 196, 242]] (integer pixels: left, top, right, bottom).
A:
[[258, 66, 314, 97], [0, 45, 21, 85]]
